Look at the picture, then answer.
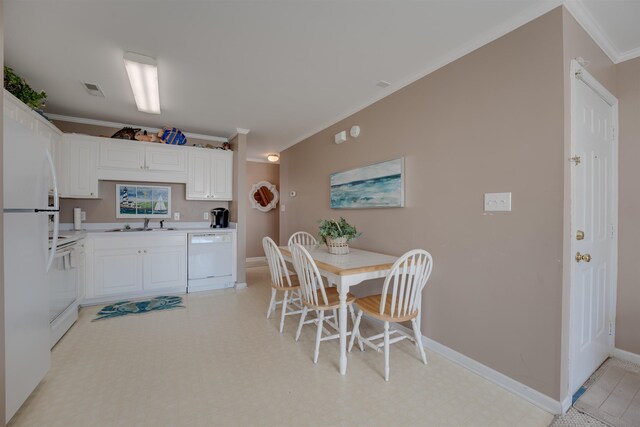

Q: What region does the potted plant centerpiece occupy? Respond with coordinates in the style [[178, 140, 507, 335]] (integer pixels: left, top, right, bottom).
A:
[[318, 217, 361, 255]]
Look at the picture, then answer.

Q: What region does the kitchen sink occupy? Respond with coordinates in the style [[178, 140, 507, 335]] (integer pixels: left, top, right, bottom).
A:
[[106, 227, 177, 232]]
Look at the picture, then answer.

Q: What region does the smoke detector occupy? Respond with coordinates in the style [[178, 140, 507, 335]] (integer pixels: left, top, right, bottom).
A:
[[82, 82, 105, 97]]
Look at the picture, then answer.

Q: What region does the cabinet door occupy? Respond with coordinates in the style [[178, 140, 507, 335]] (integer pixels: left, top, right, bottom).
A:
[[94, 248, 143, 296], [145, 145, 186, 172], [143, 245, 186, 290], [65, 138, 99, 198], [210, 151, 233, 200], [186, 151, 210, 200], [99, 140, 145, 171]]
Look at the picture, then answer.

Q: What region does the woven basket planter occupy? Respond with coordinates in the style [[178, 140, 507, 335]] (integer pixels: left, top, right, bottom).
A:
[[326, 236, 349, 255]]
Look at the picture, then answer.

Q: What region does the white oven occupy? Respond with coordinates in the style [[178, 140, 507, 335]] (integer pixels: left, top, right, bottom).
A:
[[49, 238, 80, 348]]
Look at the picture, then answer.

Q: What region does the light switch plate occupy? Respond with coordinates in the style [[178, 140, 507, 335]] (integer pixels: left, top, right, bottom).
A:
[[203, 212, 209, 220], [174, 212, 180, 221], [484, 192, 512, 212], [80, 211, 86, 221]]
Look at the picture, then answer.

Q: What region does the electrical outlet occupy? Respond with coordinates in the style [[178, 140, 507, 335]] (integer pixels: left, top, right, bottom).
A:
[[203, 212, 209, 220], [80, 211, 86, 221], [174, 212, 180, 221], [281, 204, 285, 212], [484, 192, 512, 212]]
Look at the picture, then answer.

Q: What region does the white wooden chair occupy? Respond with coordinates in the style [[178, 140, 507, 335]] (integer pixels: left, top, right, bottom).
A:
[[290, 243, 361, 363], [348, 249, 433, 381], [263, 237, 303, 333], [287, 231, 318, 247]]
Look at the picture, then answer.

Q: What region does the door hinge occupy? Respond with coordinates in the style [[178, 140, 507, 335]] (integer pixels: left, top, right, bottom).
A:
[[610, 224, 616, 239], [611, 127, 617, 141], [609, 322, 614, 336], [570, 156, 581, 165]]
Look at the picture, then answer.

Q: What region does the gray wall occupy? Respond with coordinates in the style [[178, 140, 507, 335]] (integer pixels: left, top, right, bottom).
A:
[[230, 132, 248, 284], [616, 56, 640, 356], [246, 161, 279, 258], [0, 2, 6, 421], [280, 8, 565, 399]]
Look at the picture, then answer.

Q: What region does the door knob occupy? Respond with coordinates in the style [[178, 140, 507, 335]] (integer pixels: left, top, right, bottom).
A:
[[575, 252, 592, 262]]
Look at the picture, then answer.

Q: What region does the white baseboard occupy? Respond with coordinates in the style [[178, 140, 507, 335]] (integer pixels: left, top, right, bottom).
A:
[[363, 318, 563, 414], [612, 347, 640, 365], [246, 257, 267, 267]]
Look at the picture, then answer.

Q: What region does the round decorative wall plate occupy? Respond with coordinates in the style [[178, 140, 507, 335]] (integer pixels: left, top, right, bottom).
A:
[[250, 181, 279, 212]]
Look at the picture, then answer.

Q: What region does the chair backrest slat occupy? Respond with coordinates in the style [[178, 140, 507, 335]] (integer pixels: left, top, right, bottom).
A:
[[287, 231, 318, 247], [380, 249, 433, 318], [262, 237, 294, 288], [290, 243, 328, 307]]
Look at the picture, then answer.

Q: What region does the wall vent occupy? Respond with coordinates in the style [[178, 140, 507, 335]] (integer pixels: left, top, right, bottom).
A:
[[82, 82, 105, 97]]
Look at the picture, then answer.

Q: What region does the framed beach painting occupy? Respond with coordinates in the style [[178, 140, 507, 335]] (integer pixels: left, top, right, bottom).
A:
[[330, 158, 404, 209], [116, 184, 171, 218]]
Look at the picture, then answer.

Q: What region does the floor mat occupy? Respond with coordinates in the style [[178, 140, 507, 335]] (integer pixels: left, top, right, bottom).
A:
[[574, 364, 640, 427], [93, 295, 184, 321]]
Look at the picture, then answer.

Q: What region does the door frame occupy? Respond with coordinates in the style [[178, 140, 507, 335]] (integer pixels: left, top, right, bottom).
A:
[[565, 59, 619, 404]]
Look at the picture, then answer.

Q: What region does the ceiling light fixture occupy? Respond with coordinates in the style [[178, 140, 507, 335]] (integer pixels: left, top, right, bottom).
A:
[[267, 153, 280, 162], [123, 52, 161, 114]]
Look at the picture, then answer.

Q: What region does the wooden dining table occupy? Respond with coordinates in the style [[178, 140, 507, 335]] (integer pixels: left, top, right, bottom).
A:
[[279, 245, 398, 375]]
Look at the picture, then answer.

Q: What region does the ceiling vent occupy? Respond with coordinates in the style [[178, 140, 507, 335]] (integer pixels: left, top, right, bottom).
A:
[[82, 82, 105, 97], [376, 80, 391, 88]]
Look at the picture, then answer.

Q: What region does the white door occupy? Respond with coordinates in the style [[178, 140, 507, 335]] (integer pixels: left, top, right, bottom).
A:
[[210, 151, 233, 200], [94, 249, 143, 296], [98, 139, 145, 170], [143, 245, 186, 290], [570, 63, 618, 395], [66, 139, 98, 198], [145, 146, 186, 172], [186, 151, 210, 199]]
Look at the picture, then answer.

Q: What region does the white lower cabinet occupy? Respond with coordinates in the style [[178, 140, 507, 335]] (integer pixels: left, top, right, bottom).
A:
[[86, 234, 186, 301]]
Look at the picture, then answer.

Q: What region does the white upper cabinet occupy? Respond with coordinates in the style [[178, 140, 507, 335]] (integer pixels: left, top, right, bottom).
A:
[[97, 139, 187, 183], [62, 136, 99, 198], [186, 149, 233, 201], [99, 139, 145, 170], [144, 145, 186, 173]]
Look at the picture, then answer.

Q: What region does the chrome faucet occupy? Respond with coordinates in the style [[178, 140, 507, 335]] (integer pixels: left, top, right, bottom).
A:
[[143, 218, 150, 230]]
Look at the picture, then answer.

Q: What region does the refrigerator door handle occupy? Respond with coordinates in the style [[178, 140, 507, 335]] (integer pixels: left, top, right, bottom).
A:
[[47, 212, 59, 272], [45, 148, 59, 211]]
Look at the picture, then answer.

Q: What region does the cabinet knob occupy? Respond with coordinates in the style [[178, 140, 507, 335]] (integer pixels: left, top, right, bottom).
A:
[[90, 192, 94, 196], [144, 250, 147, 253]]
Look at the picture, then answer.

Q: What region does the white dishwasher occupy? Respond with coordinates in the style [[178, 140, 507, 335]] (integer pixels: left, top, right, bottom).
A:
[[187, 232, 236, 292]]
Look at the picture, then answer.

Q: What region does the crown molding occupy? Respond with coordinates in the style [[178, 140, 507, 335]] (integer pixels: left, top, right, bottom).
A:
[[616, 46, 640, 63], [562, 0, 620, 63], [46, 113, 229, 142], [276, 0, 563, 153]]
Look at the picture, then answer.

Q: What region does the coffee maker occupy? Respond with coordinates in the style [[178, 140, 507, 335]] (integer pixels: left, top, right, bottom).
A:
[[210, 208, 229, 228]]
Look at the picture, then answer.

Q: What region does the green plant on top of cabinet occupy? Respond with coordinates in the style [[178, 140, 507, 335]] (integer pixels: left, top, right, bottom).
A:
[[186, 149, 233, 201]]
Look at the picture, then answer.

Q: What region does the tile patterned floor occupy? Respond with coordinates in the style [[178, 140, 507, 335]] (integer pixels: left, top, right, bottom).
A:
[[8, 267, 554, 427]]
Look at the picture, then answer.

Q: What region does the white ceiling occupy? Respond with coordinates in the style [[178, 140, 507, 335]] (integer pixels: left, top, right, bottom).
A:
[[5, 1, 640, 160]]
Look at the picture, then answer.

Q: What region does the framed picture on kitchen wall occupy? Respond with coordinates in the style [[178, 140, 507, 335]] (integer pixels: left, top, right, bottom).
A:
[[330, 158, 404, 209], [116, 184, 172, 218]]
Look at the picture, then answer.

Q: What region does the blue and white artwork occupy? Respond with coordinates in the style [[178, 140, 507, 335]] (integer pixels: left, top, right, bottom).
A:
[[116, 184, 171, 218], [330, 158, 404, 209]]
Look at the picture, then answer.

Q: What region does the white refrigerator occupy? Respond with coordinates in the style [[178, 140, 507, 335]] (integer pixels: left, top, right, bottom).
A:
[[3, 118, 59, 422]]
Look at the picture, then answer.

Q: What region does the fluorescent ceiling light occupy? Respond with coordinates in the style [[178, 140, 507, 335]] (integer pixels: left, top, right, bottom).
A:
[[123, 52, 161, 114], [267, 153, 280, 162]]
